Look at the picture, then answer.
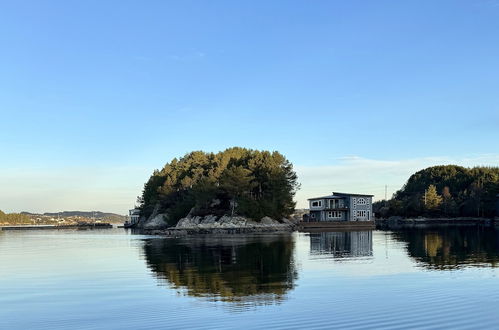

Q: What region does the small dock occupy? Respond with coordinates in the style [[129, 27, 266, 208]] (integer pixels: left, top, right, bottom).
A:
[[298, 221, 375, 231]]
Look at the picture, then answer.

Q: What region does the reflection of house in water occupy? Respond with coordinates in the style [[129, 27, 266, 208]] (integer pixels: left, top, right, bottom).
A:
[[310, 231, 373, 258]]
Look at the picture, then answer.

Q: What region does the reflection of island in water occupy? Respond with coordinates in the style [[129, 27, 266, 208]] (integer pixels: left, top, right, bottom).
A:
[[309, 231, 373, 258], [143, 234, 297, 305], [393, 227, 499, 269]]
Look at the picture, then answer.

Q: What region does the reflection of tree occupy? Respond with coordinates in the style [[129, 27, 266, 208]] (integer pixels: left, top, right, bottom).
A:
[[424, 233, 443, 257], [309, 231, 373, 258], [392, 227, 499, 269], [143, 235, 297, 305]]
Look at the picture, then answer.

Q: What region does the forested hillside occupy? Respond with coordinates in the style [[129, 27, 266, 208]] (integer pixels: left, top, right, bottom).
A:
[[139, 148, 299, 225], [374, 165, 499, 218]]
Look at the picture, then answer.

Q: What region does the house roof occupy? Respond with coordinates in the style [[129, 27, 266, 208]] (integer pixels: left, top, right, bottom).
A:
[[307, 194, 345, 200], [308, 192, 374, 200], [333, 192, 374, 197]]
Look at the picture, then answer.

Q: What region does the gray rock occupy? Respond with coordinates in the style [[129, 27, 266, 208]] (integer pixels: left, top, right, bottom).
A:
[[143, 213, 169, 229], [260, 216, 280, 226], [170, 214, 295, 234]]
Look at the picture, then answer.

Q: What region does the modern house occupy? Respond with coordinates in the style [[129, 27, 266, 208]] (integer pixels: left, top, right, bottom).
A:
[[307, 192, 374, 222]]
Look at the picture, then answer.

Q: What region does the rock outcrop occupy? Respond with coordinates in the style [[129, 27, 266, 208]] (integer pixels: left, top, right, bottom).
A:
[[175, 215, 292, 230], [142, 213, 169, 229], [135, 207, 168, 229], [142, 214, 295, 235]]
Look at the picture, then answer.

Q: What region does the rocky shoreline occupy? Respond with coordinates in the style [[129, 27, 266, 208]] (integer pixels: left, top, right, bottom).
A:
[[140, 214, 298, 236], [144, 226, 294, 236]]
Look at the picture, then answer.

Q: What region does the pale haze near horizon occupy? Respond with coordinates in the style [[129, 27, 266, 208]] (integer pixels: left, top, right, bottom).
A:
[[1, 1, 498, 214]]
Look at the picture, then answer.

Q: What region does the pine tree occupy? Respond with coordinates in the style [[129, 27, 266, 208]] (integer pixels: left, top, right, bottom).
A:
[[441, 186, 451, 215], [424, 184, 443, 211], [220, 166, 255, 216]]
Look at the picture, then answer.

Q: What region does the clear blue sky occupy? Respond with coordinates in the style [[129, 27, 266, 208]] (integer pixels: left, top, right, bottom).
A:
[[1, 1, 498, 213]]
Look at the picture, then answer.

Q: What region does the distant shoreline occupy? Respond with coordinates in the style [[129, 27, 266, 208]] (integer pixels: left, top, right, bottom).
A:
[[0, 223, 113, 231], [376, 217, 497, 229]]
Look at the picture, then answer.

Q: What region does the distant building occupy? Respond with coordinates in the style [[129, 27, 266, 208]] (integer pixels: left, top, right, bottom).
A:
[[307, 192, 374, 222], [127, 208, 141, 225]]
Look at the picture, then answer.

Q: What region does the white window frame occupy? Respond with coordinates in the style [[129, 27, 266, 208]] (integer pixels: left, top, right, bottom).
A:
[[327, 211, 342, 219], [357, 198, 366, 205], [356, 210, 366, 218], [311, 200, 323, 208]]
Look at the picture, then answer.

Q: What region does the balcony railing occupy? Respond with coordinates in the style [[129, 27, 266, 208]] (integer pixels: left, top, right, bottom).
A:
[[325, 205, 349, 210]]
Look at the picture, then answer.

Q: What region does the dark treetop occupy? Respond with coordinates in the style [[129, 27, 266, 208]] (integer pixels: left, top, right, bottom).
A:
[[139, 147, 299, 226]]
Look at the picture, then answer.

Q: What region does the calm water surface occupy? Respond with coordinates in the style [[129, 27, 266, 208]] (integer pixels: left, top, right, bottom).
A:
[[2, 227, 499, 329]]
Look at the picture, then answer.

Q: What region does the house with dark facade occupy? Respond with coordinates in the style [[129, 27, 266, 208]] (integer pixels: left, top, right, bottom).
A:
[[307, 192, 374, 222]]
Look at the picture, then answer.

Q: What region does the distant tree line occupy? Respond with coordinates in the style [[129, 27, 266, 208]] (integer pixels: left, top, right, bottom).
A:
[[139, 147, 300, 226], [0, 210, 32, 224], [374, 165, 499, 218]]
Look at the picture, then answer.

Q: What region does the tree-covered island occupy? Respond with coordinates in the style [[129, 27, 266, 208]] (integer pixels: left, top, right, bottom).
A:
[[374, 165, 499, 219], [137, 147, 300, 230]]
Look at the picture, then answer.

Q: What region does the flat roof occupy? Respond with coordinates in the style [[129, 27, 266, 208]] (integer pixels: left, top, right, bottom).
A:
[[307, 194, 344, 200], [333, 192, 374, 197], [308, 192, 374, 200]]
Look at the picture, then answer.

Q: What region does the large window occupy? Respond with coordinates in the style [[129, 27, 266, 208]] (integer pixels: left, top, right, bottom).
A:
[[357, 210, 367, 218], [327, 211, 342, 219], [358, 198, 366, 205], [311, 200, 322, 208]]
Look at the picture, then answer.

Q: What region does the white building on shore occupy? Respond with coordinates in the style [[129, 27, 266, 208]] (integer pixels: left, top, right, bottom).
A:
[[126, 208, 141, 226]]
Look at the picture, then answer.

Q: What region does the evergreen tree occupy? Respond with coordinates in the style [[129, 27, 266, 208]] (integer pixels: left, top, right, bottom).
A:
[[423, 185, 443, 212], [139, 148, 299, 224], [441, 186, 452, 216], [220, 166, 256, 216]]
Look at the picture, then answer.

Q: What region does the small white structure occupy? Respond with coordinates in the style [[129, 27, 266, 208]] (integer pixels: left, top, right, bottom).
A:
[[126, 208, 141, 226]]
